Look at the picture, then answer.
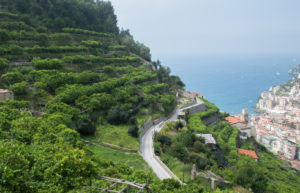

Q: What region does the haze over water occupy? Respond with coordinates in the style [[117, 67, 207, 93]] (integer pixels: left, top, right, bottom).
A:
[[159, 53, 299, 114]]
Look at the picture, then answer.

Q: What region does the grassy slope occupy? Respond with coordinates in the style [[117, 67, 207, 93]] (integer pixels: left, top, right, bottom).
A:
[[100, 124, 139, 150], [161, 154, 192, 183], [87, 144, 152, 172]]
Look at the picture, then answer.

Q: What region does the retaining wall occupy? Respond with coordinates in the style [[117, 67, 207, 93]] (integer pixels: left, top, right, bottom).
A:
[[180, 101, 197, 110], [187, 103, 207, 114]]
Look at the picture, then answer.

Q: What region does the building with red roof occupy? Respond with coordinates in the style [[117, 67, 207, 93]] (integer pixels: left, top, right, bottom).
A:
[[237, 148, 259, 159], [225, 116, 245, 125]]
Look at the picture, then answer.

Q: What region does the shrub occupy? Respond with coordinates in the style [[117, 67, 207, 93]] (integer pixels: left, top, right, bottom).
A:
[[32, 57, 63, 70], [154, 142, 161, 156], [129, 117, 137, 125], [10, 45, 23, 55], [157, 135, 172, 146], [177, 131, 195, 147], [193, 141, 206, 153], [1, 72, 24, 86], [175, 120, 184, 130], [161, 179, 181, 191], [62, 27, 112, 37], [196, 157, 211, 170], [210, 149, 227, 168], [0, 58, 8, 73], [80, 40, 103, 48], [0, 29, 9, 43], [109, 45, 127, 51], [10, 81, 27, 96], [58, 128, 80, 147], [106, 108, 130, 125], [76, 118, 96, 136], [168, 142, 189, 162], [51, 33, 72, 46], [36, 33, 49, 46], [128, 125, 139, 138]]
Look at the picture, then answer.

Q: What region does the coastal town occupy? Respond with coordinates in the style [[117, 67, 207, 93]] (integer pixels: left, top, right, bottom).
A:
[[226, 69, 300, 170]]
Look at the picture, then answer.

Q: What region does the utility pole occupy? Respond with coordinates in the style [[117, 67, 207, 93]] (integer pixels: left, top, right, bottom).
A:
[[182, 165, 185, 183]]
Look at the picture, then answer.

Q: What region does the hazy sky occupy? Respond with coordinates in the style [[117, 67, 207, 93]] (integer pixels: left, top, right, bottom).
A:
[[109, 0, 300, 58]]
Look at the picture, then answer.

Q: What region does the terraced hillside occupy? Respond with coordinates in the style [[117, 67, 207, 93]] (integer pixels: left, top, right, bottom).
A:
[[1, 1, 300, 193], [0, 1, 194, 192], [0, 4, 183, 148]]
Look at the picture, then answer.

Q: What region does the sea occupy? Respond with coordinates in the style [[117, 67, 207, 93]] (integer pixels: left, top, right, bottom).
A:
[[156, 53, 300, 115]]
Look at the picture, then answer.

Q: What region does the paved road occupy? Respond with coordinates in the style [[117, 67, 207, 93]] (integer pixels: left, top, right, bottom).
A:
[[140, 121, 172, 179], [140, 98, 204, 180]]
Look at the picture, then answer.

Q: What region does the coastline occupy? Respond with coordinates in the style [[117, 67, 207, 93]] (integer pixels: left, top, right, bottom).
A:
[[231, 65, 300, 170], [158, 53, 299, 114]]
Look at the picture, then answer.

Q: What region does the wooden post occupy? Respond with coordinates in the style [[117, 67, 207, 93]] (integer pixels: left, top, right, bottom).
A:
[[89, 178, 92, 193], [211, 178, 217, 190], [191, 164, 197, 180], [182, 166, 184, 183], [146, 179, 150, 193]]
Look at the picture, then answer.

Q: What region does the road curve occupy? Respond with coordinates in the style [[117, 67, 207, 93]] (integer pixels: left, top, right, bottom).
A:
[[140, 121, 172, 179], [140, 98, 204, 180]]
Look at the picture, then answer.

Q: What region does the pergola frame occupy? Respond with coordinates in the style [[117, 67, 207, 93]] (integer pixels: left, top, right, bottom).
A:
[[98, 176, 150, 193]]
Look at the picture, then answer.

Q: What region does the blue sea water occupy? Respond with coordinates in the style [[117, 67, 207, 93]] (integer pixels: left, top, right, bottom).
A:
[[157, 53, 300, 115]]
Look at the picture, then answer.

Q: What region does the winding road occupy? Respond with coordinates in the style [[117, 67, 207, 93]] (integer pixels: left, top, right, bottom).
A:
[[139, 98, 204, 180]]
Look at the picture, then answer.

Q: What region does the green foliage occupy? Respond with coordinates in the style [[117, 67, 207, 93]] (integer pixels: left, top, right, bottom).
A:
[[36, 33, 49, 46], [234, 161, 268, 193], [176, 131, 196, 147], [0, 140, 31, 192], [76, 117, 96, 136], [106, 108, 130, 125], [109, 45, 128, 51], [160, 94, 176, 114], [62, 27, 113, 37], [188, 113, 208, 133], [0, 29, 9, 43], [0, 0, 199, 192], [26, 45, 86, 54], [0, 44, 23, 55], [0, 57, 9, 73], [75, 93, 113, 111], [120, 29, 151, 61], [169, 142, 189, 162], [128, 125, 139, 138], [198, 99, 219, 119], [193, 141, 207, 153], [0, 11, 18, 19], [10, 81, 27, 96], [0, 102, 98, 192], [0, 21, 34, 31], [87, 143, 153, 172], [80, 40, 103, 48], [46, 102, 79, 121], [5, 0, 118, 33], [11, 115, 40, 144], [157, 135, 172, 146], [51, 33, 73, 46], [154, 142, 161, 156], [32, 57, 63, 70]]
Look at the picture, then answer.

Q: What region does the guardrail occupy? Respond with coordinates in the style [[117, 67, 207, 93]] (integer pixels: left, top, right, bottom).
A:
[[180, 101, 197, 109]]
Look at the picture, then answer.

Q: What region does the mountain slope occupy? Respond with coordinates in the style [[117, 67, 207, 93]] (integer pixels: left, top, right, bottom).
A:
[[1, 1, 299, 193], [0, 1, 190, 192]]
